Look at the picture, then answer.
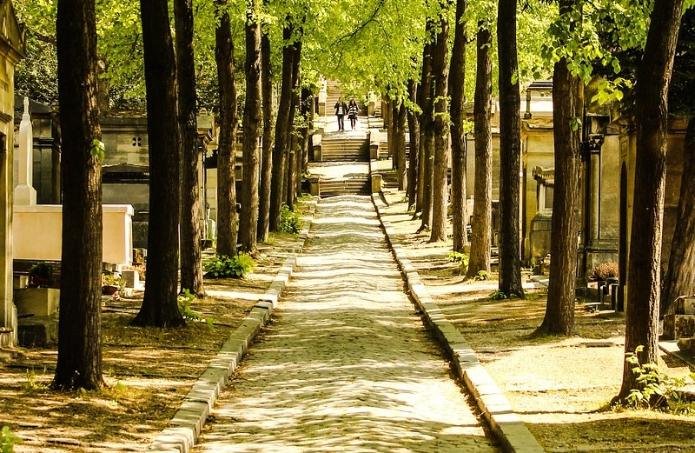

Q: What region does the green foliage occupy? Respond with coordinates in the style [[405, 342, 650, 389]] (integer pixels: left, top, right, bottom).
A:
[[21, 369, 45, 392], [102, 272, 125, 290], [475, 270, 490, 281], [90, 139, 106, 162], [279, 204, 302, 235], [1, 426, 19, 453], [204, 253, 255, 279], [488, 290, 509, 301], [177, 290, 210, 325], [624, 346, 695, 413], [448, 251, 469, 274]]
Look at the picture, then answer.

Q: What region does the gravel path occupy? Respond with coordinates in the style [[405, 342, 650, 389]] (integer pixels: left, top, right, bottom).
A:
[[195, 196, 498, 452]]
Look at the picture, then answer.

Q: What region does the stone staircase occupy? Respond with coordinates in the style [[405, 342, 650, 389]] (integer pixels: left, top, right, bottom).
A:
[[320, 136, 369, 162], [319, 177, 371, 198]]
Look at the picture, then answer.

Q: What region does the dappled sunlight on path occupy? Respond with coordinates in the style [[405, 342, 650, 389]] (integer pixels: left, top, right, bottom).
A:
[[195, 195, 497, 452]]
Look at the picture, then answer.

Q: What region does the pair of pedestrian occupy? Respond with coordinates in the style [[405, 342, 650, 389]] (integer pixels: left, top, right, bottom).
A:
[[334, 97, 359, 132]]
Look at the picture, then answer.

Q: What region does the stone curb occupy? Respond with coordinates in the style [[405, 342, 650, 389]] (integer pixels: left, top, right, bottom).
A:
[[371, 194, 544, 453], [148, 201, 317, 453]]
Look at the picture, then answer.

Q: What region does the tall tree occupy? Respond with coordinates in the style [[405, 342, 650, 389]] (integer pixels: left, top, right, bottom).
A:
[[269, 22, 295, 231], [497, 0, 524, 297], [215, 0, 239, 257], [429, 7, 450, 243], [53, 0, 104, 390], [618, 0, 684, 400], [467, 21, 493, 277], [449, 0, 468, 252], [538, 0, 584, 335], [416, 39, 433, 216], [395, 99, 408, 190], [662, 117, 695, 315], [284, 37, 302, 208], [175, 0, 204, 296], [133, 0, 184, 327], [418, 23, 435, 228], [240, 0, 262, 254], [407, 79, 420, 209], [257, 4, 274, 242]]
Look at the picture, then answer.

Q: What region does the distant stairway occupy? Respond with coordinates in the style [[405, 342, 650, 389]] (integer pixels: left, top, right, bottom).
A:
[[320, 137, 369, 162], [319, 176, 370, 198]]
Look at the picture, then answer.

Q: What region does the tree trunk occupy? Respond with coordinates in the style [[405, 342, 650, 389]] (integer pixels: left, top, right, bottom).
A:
[[270, 24, 295, 230], [467, 23, 493, 278], [284, 39, 302, 208], [497, 0, 524, 297], [449, 0, 467, 252], [415, 33, 433, 217], [214, 0, 239, 257], [618, 0, 683, 401], [240, 4, 262, 254], [53, 0, 104, 390], [396, 100, 407, 191], [407, 79, 420, 209], [257, 8, 273, 243], [538, 0, 584, 335], [386, 99, 395, 167], [429, 12, 450, 243], [134, 0, 185, 327], [419, 29, 435, 229], [175, 0, 203, 297], [661, 117, 695, 315]]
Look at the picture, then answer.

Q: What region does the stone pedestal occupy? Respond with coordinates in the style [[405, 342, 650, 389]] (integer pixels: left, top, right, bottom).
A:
[[371, 174, 383, 194], [15, 288, 60, 317]]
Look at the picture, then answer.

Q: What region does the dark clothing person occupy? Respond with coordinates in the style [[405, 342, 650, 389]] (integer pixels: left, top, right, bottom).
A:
[[348, 101, 359, 130], [334, 101, 347, 131]]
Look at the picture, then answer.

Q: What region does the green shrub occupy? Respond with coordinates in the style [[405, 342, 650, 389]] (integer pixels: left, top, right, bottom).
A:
[[279, 204, 301, 235], [624, 346, 695, 413], [1, 426, 19, 453], [447, 251, 469, 274], [177, 290, 210, 325], [204, 253, 255, 279], [475, 270, 490, 281], [488, 290, 508, 300], [590, 261, 619, 281]]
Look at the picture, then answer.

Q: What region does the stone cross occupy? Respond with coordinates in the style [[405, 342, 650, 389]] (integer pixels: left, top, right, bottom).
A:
[[14, 96, 36, 206]]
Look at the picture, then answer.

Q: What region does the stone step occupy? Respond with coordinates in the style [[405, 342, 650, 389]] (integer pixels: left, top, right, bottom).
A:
[[319, 178, 370, 197]]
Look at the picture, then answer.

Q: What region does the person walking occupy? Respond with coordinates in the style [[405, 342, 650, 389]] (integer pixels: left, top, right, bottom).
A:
[[348, 99, 359, 130], [334, 97, 347, 132]]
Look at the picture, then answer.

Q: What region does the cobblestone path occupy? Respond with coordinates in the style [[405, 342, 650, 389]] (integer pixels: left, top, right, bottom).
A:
[[195, 196, 498, 452]]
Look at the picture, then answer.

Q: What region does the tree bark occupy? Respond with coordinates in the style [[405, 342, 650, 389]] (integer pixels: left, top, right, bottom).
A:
[[661, 117, 695, 315], [284, 39, 302, 208], [257, 15, 273, 242], [467, 23, 493, 278], [215, 0, 239, 257], [415, 40, 432, 216], [396, 100, 408, 191], [618, 0, 683, 400], [419, 19, 435, 230], [269, 23, 295, 230], [497, 0, 524, 297], [53, 0, 104, 390], [175, 0, 203, 296], [429, 12, 450, 243], [134, 0, 185, 327], [538, 0, 584, 335], [449, 0, 467, 252], [240, 3, 262, 254], [407, 79, 420, 209]]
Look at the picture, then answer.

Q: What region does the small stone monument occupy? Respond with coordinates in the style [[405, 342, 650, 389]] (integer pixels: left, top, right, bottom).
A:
[[14, 97, 36, 206]]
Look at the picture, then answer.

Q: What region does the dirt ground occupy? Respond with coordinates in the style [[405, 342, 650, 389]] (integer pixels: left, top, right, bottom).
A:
[[0, 202, 313, 452], [380, 190, 695, 452]]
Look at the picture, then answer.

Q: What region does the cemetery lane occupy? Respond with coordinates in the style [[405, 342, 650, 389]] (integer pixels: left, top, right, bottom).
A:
[[195, 195, 498, 452]]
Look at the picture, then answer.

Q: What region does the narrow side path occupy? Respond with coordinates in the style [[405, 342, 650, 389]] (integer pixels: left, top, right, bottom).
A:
[[195, 195, 498, 452]]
